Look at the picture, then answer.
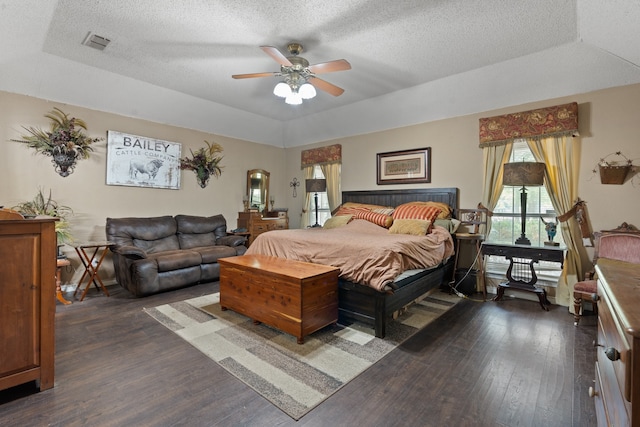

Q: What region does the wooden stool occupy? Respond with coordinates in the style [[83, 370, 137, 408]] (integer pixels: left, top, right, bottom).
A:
[[56, 258, 72, 305]]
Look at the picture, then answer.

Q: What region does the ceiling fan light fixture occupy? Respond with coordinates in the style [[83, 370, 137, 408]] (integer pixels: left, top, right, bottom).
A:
[[299, 83, 316, 99], [285, 92, 302, 105], [273, 82, 291, 98]]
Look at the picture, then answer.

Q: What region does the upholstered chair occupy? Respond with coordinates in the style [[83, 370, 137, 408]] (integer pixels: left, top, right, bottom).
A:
[[573, 223, 640, 325]]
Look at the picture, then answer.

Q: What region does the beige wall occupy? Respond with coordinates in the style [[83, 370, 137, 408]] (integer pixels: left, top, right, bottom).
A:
[[1, 91, 286, 287], [285, 84, 640, 237], [3, 83, 640, 291]]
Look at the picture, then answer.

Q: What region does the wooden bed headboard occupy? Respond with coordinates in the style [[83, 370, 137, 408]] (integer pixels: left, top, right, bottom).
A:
[[341, 188, 459, 217]]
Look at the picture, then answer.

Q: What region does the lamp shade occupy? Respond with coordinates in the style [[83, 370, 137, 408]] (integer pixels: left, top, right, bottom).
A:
[[503, 162, 545, 186], [306, 178, 326, 193]]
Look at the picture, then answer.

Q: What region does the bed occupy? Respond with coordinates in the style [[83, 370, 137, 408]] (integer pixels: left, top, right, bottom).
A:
[[247, 187, 459, 338]]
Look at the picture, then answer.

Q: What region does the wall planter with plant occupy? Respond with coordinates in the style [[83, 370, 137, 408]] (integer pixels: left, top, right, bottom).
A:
[[179, 140, 224, 188], [11, 107, 102, 177], [592, 151, 637, 185]]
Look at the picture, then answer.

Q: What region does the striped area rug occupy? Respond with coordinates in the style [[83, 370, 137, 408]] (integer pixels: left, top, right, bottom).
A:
[[144, 290, 460, 420]]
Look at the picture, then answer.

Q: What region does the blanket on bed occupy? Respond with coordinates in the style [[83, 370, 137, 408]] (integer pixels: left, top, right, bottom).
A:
[[245, 219, 455, 292]]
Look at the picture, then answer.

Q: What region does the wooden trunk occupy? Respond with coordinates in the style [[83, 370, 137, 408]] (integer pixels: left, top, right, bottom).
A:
[[219, 255, 339, 344]]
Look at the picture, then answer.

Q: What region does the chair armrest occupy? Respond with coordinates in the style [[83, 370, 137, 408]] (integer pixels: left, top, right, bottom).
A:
[[110, 244, 148, 260], [217, 235, 246, 247], [585, 269, 595, 280]]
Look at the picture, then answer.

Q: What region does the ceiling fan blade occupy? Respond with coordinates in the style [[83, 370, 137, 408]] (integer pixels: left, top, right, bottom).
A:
[[308, 77, 345, 96], [308, 59, 351, 74], [232, 72, 277, 79], [260, 46, 293, 67]]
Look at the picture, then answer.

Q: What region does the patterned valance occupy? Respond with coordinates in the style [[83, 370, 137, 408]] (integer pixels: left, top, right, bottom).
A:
[[479, 102, 579, 147], [301, 144, 342, 167]]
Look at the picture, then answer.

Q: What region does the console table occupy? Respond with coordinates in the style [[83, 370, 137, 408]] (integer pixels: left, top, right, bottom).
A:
[[480, 242, 565, 310]]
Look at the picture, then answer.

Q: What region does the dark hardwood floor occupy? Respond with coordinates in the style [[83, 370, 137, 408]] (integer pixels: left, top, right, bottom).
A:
[[0, 283, 597, 426]]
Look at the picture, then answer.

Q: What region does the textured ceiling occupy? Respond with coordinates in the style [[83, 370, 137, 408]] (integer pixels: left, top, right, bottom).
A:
[[1, 0, 640, 147]]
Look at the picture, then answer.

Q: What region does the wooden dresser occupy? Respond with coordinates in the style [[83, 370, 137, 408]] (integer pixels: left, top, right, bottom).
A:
[[237, 211, 288, 246], [592, 258, 640, 427], [0, 219, 57, 392]]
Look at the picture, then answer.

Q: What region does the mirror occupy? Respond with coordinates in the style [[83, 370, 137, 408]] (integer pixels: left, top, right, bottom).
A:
[[247, 169, 270, 214]]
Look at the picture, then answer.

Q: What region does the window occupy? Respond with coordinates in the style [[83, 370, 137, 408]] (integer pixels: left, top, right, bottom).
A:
[[486, 140, 563, 283], [308, 165, 331, 226]]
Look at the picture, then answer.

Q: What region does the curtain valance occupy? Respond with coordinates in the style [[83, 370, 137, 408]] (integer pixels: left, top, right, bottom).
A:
[[301, 144, 342, 167], [479, 102, 578, 147]]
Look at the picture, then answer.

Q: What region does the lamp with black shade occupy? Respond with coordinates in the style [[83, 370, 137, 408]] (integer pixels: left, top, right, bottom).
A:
[[306, 178, 326, 228], [502, 162, 546, 245]]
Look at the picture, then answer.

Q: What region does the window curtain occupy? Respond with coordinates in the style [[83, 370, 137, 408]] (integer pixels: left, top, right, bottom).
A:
[[300, 166, 314, 229], [320, 162, 341, 213], [527, 136, 587, 310], [481, 143, 513, 237], [301, 144, 342, 228], [479, 102, 582, 308]]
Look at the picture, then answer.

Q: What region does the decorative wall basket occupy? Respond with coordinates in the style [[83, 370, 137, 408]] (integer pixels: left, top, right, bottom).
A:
[[599, 165, 631, 185]]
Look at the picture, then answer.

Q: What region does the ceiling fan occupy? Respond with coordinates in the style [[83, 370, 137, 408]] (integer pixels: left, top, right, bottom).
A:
[[232, 43, 351, 104]]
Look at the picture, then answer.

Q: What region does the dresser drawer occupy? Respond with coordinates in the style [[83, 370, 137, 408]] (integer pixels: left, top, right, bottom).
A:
[[598, 282, 632, 402]]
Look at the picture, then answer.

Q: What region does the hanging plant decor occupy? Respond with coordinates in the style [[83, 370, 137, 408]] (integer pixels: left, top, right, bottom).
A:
[[591, 151, 637, 185], [179, 140, 224, 188], [11, 107, 102, 177]]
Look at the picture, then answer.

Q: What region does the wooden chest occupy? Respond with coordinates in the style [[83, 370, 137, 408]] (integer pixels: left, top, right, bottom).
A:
[[219, 254, 339, 344], [593, 259, 640, 427]]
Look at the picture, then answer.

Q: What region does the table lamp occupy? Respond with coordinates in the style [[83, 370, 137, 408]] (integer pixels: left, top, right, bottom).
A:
[[503, 162, 546, 245], [306, 178, 326, 228]]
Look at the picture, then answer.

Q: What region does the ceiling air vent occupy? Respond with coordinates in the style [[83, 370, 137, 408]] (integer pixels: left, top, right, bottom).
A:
[[82, 32, 110, 51]]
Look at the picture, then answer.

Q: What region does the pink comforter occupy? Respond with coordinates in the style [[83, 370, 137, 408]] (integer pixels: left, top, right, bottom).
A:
[[245, 219, 455, 292]]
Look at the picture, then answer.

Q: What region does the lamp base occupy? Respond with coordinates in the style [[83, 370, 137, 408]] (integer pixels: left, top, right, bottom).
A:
[[309, 223, 322, 228], [544, 241, 560, 246], [515, 235, 531, 245]]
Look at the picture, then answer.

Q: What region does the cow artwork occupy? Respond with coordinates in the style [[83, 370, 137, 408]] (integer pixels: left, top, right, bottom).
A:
[[106, 131, 181, 189], [129, 159, 164, 180]]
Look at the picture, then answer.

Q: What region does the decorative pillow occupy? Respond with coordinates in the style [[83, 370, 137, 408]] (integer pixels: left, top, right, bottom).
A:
[[372, 207, 395, 216], [403, 201, 452, 219], [392, 203, 442, 223], [434, 218, 461, 233], [354, 209, 394, 228], [323, 215, 353, 229], [388, 219, 431, 236], [342, 202, 393, 211], [333, 206, 367, 217]]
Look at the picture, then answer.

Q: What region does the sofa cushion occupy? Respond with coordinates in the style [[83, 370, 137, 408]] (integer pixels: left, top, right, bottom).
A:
[[106, 216, 180, 254], [192, 246, 237, 263], [176, 214, 227, 249], [149, 250, 203, 272]]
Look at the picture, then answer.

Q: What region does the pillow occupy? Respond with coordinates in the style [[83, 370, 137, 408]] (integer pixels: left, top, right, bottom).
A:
[[392, 203, 442, 223], [342, 202, 393, 211], [333, 206, 367, 217], [434, 218, 461, 233], [372, 207, 395, 216], [388, 219, 431, 236], [402, 201, 452, 219], [323, 215, 353, 229], [353, 209, 394, 228]]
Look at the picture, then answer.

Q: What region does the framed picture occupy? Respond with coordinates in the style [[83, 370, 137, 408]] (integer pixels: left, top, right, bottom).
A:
[[376, 147, 431, 185], [106, 131, 182, 189]]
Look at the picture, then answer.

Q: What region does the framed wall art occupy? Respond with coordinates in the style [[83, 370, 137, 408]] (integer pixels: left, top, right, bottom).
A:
[[107, 130, 182, 190], [376, 147, 431, 185], [106, 131, 182, 189]]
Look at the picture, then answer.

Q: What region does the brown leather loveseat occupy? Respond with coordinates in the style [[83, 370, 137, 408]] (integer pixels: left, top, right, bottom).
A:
[[106, 214, 246, 297]]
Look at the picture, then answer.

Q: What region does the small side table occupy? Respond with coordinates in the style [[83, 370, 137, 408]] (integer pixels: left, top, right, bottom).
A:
[[480, 242, 565, 310], [71, 241, 113, 301], [56, 258, 72, 305]]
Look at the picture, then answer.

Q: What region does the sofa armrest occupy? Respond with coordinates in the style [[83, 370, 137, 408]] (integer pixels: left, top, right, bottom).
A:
[[216, 235, 246, 247], [110, 244, 148, 260]]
